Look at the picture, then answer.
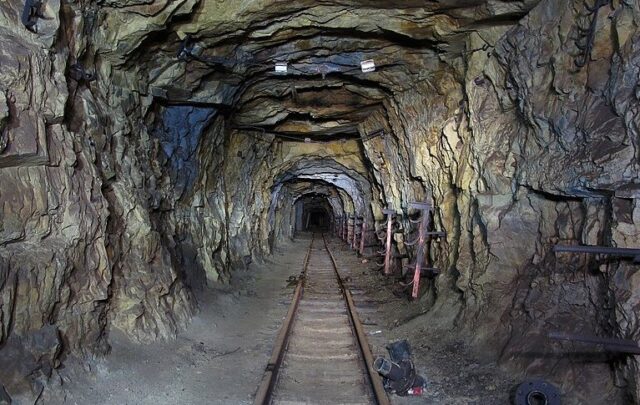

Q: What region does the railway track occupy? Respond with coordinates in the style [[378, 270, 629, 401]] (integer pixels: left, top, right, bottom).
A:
[[254, 233, 389, 405]]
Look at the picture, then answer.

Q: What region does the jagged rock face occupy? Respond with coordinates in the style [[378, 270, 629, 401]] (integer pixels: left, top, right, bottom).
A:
[[1, 0, 640, 403], [358, 1, 640, 403]]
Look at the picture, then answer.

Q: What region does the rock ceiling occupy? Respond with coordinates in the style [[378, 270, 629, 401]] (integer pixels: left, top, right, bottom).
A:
[[97, 0, 542, 138]]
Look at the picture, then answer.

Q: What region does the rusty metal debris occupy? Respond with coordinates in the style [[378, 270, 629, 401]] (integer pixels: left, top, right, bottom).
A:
[[548, 331, 640, 354], [374, 340, 426, 397], [553, 244, 640, 263], [514, 379, 561, 405]]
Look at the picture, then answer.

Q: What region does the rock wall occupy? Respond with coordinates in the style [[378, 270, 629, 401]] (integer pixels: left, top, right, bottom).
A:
[[224, 132, 377, 264], [1, 0, 639, 403], [0, 0, 223, 400], [357, 0, 640, 402]]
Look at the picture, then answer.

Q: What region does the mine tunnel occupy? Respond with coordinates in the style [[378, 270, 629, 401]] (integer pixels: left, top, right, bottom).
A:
[[295, 194, 332, 232], [1, 0, 639, 404]]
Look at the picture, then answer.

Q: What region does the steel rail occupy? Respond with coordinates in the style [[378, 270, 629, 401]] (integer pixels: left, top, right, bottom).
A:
[[253, 235, 314, 405], [323, 234, 391, 405]]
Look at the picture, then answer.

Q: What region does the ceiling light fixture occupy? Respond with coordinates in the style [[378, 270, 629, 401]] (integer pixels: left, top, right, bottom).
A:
[[360, 59, 376, 73], [275, 62, 288, 73]]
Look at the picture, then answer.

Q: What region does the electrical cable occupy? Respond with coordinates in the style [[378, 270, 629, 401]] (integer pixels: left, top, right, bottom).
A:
[[233, 126, 354, 144], [177, 35, 400, 77]]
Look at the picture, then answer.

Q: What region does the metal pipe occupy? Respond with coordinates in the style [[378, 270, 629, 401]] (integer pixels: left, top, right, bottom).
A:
[[549, 331, 639, 348], [411, 205, 430, 299], [347, 216, 355, 248], [359, 221, 367, 256], [342, 214, 348, 241], [352, 217, 361, 251], [553, 245, 640, 262], [383, 209, 396, 276], [548, 331, 640, 355], [373, 357, 404, 381]]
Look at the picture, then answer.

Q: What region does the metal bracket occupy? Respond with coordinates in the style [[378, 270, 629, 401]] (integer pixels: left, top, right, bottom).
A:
[[553, 244, 640, 263], [408, 201, 431, 210]]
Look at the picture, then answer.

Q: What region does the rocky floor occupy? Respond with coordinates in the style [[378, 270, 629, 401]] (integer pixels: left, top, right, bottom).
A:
[[51, 234, 517, 404], [327, 237, 519, 405], [272, 236, 373, 404], [50, 239, 305, 405]]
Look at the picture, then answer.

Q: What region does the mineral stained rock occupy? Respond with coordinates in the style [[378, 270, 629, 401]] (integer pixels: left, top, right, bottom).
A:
[[1, 0, 639, 403]]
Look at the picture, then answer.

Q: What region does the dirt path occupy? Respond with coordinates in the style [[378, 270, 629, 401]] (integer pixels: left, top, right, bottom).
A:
[[54, 238, 308, 405], [327, 237, 517, 405], [53, 234, 514, 405]]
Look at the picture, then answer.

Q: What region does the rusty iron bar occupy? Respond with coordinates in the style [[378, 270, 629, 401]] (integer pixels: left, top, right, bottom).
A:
[[347, 215, 355, 248], [359, 221, 367, 256], [409, 202, 432, 299], [548, 331, 640, 355], [553, 244, 640, 263], [382, 209, 396, 276], [352, 217, 362, 251], [342, 214, 348, 241]]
